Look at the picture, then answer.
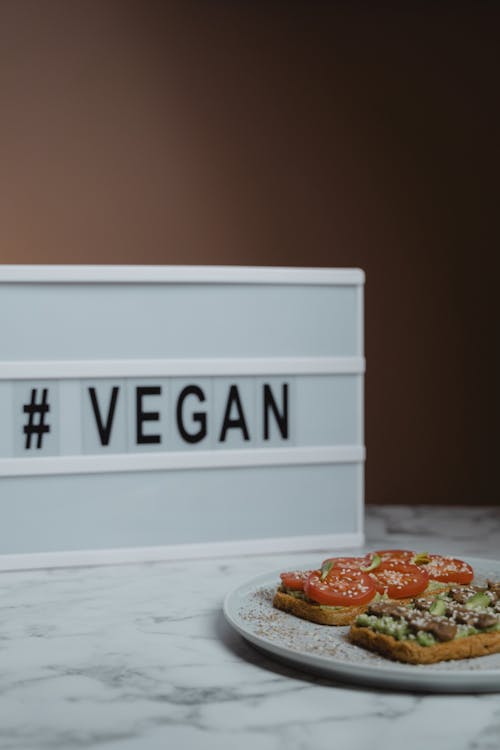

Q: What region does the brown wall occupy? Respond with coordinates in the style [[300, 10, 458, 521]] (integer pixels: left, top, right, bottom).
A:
[[0, 2, 497, 504]]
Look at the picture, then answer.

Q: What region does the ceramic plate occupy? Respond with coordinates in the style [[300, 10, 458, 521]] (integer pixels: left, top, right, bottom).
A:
[[223, 556, 500, 693]]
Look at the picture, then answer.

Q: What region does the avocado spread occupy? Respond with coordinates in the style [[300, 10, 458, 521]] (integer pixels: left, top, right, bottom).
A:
[[355, 586, 500, 646], [281, 586, 345, 610]]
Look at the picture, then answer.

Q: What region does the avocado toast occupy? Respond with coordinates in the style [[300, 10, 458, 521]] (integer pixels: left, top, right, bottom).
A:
[[274, 578, 449, 626], [273, 550, 457, 627], [349, 582, 500, 664]]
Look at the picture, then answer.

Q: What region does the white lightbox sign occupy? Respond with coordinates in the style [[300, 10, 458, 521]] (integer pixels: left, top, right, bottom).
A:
[[0, 265, 365, 570]]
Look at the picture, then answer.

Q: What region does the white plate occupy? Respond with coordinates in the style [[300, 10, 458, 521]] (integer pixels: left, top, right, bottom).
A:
[[223, 556, 500, 693]]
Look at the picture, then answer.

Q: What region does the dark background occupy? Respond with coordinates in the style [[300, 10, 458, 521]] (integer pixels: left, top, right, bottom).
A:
[[0, 2, 497, 505]]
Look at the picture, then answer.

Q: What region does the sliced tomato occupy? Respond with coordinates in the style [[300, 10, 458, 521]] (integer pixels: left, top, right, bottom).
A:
[[421, 555, 474, 584], [279, 570, 314, 591], [321, 555, 371, 571], [375, 549, 415, 563], [370, 561, 429, 599], [304, 569, 376, 606]]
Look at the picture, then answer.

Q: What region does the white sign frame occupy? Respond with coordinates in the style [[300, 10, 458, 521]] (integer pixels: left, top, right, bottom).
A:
[[0, 265, 365, 569]]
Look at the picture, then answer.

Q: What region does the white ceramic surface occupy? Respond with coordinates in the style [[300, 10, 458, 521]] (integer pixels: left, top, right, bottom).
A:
[[224, 558, 500, 693]]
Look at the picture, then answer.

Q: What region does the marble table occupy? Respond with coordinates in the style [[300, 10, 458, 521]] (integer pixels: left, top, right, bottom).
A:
[[1, 505, 499, 750]]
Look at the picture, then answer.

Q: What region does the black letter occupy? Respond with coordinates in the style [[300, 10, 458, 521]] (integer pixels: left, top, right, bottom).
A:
[[219, 385, 250, 442], [176, 386, 207, 444], [136, 386, 162, 444], [263, 383, 289, 440], [88, 386, 120, 446]]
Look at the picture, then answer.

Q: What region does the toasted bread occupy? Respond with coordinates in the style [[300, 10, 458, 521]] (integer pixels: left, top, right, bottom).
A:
[[273, 586, 370, 626], [272, 582, 427, 626], [349, 624, 500, 664]]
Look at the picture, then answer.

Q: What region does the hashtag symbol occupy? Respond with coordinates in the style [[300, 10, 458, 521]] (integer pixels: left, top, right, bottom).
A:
[[23, 388, 51, 449]]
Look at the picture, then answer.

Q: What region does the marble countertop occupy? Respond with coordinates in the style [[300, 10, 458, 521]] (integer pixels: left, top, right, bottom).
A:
[[1, 505, 499, 750]]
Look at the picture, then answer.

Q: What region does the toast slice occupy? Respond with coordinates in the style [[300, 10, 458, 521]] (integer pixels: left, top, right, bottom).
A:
[[349, 624, 500, 664], [273, 586, 367, 626], [273, 555, 459, 628], [272, 583, 443, 626], [348, 586, 500, 664]]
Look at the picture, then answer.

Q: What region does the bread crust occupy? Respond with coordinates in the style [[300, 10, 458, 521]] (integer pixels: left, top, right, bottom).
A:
[[349, 624, 500, 664], [272, 588, 367, 626], [272, 584, 421, 626]]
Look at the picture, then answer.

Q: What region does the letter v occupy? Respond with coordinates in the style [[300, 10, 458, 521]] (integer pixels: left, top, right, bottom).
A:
[[88, 387, 120, 446]]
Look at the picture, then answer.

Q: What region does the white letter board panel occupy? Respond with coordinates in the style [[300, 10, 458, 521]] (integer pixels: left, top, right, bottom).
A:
[[0, 265, 365, 570]]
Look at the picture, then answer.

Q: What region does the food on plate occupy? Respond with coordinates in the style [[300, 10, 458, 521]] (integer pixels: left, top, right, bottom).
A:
[[348, 582, 500, 664], [274, 556, 383, 625], [279, 570, 314, 591], [274, 562, 377, 625], [418, 554, 474, 584], [320, 554, 380, 572], [369, 560, 430, 600], [273, 550, 476, 626], [375, 549, 415, 562], [304, 569, 377, 607]]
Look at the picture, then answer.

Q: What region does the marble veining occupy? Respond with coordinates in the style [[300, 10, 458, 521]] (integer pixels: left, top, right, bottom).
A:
[[0, 506, 499, 750]]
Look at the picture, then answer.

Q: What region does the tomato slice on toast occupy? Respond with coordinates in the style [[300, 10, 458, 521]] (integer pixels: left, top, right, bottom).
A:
[[370, 561, 429, 599], [375, 549, 415, 563], [321, 555, 370, 571], [304, 569, 376, 606], [421, 555, 473, 584], [279, 570, 313, 591]]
